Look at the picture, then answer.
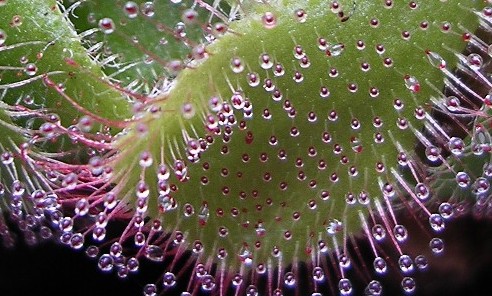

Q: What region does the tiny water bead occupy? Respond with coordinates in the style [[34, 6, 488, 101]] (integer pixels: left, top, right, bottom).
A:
[[141, 2, 155, 17], [98, 18, 116, 34], [262, 12, 277, 29], [401, 277, 416, 294], [123, 1, 139, 19]]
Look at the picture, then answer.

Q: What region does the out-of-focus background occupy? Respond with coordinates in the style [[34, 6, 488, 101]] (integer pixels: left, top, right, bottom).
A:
[[0, 214, 490, 296]]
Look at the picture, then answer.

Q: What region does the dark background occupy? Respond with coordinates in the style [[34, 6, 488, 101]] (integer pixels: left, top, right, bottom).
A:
[[0, 214, 491, 296]]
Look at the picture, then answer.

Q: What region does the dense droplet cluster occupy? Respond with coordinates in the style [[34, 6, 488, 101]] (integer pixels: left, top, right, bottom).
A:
[[0, 1, 492, 296]]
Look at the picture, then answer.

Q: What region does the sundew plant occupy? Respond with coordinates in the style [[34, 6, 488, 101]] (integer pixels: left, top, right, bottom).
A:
[[1, 0, 492, 295]]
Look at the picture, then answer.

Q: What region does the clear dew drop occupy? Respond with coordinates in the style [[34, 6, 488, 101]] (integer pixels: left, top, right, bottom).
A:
[[158, 194, 176, 212], [212, 22, 228, 37], [139, 151, 153, 167], [40, 226, 52, 239], [0, 184, 6, 197], [217, 248, 227, 260], [429, 238, 445, 254], [255, 263, 266, 274], [145, 245, 164, 262], [284, 271, 296, 286], [110, 242, 123, 257], [175, 22, 187, 39], [232, 274, 243, 286], [414, 183, 430, 200], [255, 223, 266, 237], [319, 86, 330, 98], [262, 11, 277, 29], [136, 181, 150, 199], [98, 18, 116, 34], [134, 231, 146, 246], [163, 272, 176, 288], [259, 53, 273, 69], [404, 75, 420, 93], [10, 15, 22, 27], [393, 224, 408, 242], [466, 53, 483, 70], [398, 254, 414, 273], [195, 263, 207, 278], [181, 9, 198, 24], [425, 146, 441, 162], [198, 203, 210, 225], [1, 151, 14, 165], [117, 265, 129, 279], [127, 257, 139, 272], [295, 9, 307, 23], [312, 266, 325, 282], [401, 277, 416, 293], [483, 162, 492, 178], [98, 254, 114, 272], [193, 240, 204, 254], [425, 50, 446, 69], [246, 285, 259, 296], [338, 278, 353, 295], [473, 125, 491, 148], [123, 1, 139, 18], [208, 97, 222, 114], [293, 71, 304, 83], [238, 246, 253, 266], [247, 72, 260, 87], [299, 56, 311, 68], [141, 2, 155, 17], [69, 233, 84, 249], [143, 284, 157, 296], [274, 63, 285, 76], [60, 232, 72, 245], [89, 156, 104, 176], [372, 224, 386, 241], [104, 192, 117, 210], [415, 255, 428, 270], [365, 280, 383, 296], [87, 12, 97, 24], [338, 253, 351, 269], [92, 227, 106, 241], [4, 3, 481, 294], [181, 102, 195, 119], [230, 57, 244, 73], [78, 115, 93, 132], [448, 137, 465, 156], [24, 63, 37, 76], [74, 198, 89, 216], [473, 177, 490, 196], [23, 94, 34, 105], [445, 96, 461, 112], [326, 43, 345, 56], [86, 245, 99, 258], [438, 202, 454, 219], [201, 275, 216, 291], [373, 257, 387, 274], [231, 92, 245, 109], [326, 219, 343, 235], [59, 217, 74, 232], [429, 213, 445, 232], [456, 171, 471, 188]]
